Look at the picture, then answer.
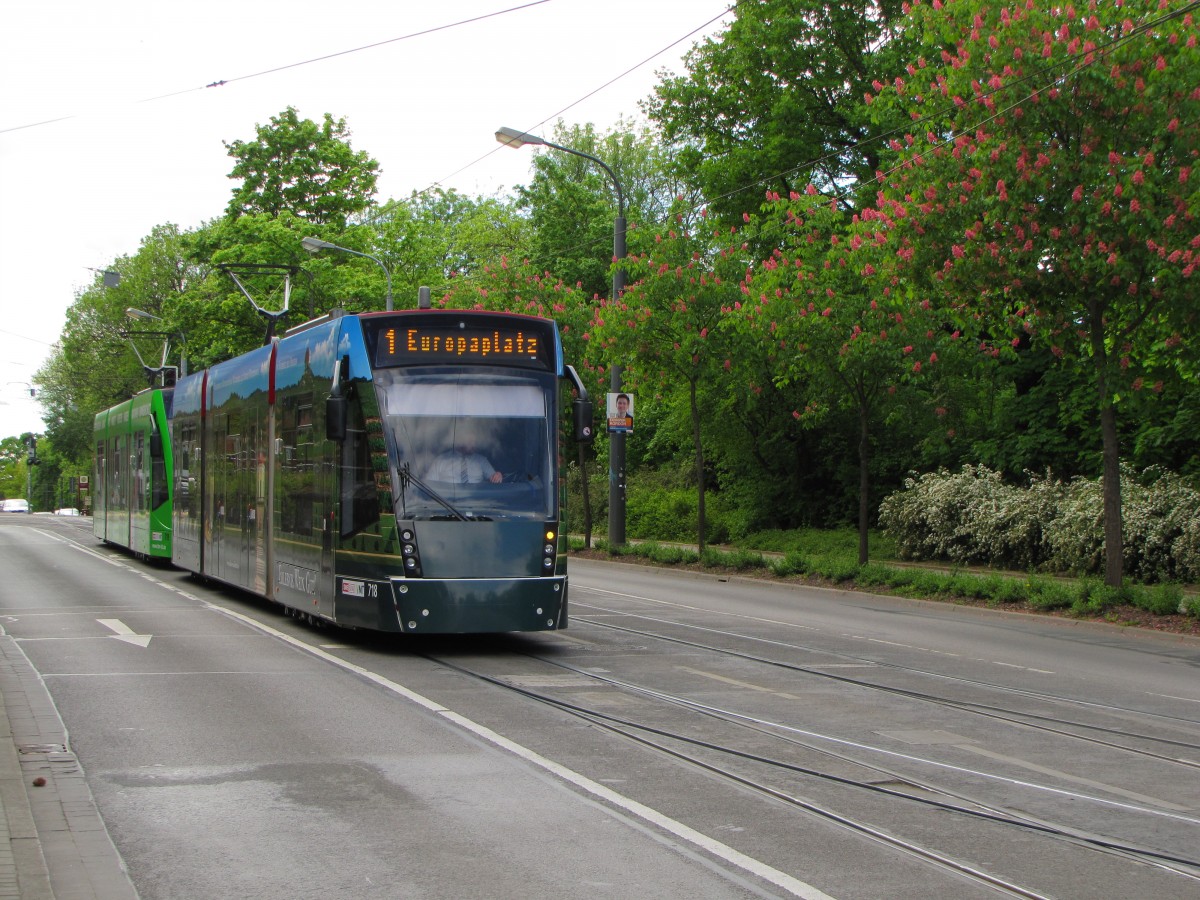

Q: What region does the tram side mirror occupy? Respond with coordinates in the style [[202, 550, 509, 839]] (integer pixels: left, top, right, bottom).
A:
[[573, 398, 594, 444], [326, 393, 348, 442]]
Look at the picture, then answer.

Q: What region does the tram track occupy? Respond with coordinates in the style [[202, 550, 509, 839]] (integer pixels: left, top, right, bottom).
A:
[[572, 600, 1200, 771], [425, 645, 1200, 896], [410, 580, 1200, 896]]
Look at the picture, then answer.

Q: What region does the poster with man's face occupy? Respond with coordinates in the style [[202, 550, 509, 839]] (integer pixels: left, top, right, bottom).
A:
[[606, 392, 633, 434]]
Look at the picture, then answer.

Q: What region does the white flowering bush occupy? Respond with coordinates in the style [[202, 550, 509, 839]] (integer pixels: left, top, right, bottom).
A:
[[879, 465, 1052, 568], [879, 464, 1200, 583]]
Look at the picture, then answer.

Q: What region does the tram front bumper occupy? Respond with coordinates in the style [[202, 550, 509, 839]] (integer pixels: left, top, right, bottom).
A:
[[390, 576, 567, 633]]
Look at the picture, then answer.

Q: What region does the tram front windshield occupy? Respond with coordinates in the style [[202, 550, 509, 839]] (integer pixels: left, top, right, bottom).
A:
[[376, 368, 556, 520]]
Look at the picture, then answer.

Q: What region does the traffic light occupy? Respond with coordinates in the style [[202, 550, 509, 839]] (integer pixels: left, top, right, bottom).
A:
[[26, 435, 39, 466]]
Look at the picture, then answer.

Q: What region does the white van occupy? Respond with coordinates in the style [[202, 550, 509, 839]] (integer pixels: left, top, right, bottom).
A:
[[1, 499, 30, 513]]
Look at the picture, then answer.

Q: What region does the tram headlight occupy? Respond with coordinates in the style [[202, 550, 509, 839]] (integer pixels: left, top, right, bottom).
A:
[[398, 522, 422, 576], [543, 543, 554, 555], [543, 557, 554, 569]]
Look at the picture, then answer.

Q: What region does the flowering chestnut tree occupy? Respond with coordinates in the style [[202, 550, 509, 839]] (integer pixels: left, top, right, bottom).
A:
[[586, 212, 746, 551], [866, 0, 1199, 584], [735, 190, 960, 563]]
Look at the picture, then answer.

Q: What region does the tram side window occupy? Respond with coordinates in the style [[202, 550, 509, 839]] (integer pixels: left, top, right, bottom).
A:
[[340, 386, 380, 538], [134, 431, 147, 511], [150, 419, 168, 510], [175, 423, 198, 521], [280, 395, 315, 537], [95, 442, 105, 509], [108, 436, 123, 509]]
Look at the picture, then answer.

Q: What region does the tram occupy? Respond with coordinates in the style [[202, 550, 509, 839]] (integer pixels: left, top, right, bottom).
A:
[[170, 307, 594, 633], [93, 387, 175, 559]]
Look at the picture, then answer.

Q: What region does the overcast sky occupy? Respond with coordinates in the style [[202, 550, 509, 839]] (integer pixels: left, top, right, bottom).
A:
[[0, 0, 732, 439]]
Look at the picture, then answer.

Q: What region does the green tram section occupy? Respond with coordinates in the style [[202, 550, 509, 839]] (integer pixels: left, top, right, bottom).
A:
[[93, 388, 174, 559]]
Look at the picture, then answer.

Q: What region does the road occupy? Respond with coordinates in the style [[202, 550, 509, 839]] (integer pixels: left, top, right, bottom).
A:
[[2, 514, 1199, 899]]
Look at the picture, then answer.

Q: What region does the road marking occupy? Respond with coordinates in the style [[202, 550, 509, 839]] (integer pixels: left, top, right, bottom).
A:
[[677, 665, 804, 700], [31, 531, 838, 894], [956, 744, 1191, 811], [96, 618, 152, 648]]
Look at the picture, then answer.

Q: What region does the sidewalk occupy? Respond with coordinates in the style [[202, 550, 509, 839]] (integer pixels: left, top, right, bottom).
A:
[[0, 634, 137, 900]]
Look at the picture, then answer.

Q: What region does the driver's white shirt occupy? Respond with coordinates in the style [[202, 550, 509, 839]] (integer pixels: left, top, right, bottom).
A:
[[425, 451, 497, 483]]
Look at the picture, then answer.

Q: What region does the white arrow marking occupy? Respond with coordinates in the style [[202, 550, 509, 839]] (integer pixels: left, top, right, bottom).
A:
[[97, 618, 152, 648]]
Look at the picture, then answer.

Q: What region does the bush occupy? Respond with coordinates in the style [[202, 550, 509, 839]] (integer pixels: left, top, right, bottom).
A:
[[855, 563, 895, 588], [879, 463, 1200, 583], [1181, 594, 1200, 618], [769, 551, 811, 577], [1027, 577, 1074, 611], [1129, 582, 1185, 616]]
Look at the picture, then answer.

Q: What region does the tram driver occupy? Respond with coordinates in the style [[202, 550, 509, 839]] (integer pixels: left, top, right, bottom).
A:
[[425, 430, 504, 484]]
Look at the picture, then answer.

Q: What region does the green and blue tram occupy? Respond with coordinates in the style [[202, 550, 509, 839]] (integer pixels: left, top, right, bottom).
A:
[[170, 308, 593, 633], [93, 387, 175, 559]]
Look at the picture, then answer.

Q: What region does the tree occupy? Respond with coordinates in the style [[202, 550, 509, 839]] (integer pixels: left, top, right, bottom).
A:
[[36, 227, 197, 464], [867, 0, 1200, 584], [513, 120, 699, 300], [590, 209, 746, 551], [0, 436, 26, 500], [224, 107, 379, 227], [368, 188, 532, 303], [645, 0, 917, 225], [733, 189, 957, 563]]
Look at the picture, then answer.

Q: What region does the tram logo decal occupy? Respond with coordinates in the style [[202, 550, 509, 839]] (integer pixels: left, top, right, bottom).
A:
[[277, 563, 318, 594]]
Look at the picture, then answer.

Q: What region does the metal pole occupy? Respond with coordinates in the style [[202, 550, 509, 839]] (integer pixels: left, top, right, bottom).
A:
[[494, 128, 628, 545], [608, 214, 627, 546]]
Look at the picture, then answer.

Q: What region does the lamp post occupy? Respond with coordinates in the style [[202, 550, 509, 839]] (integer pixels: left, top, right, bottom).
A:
[[301, 236, 393, 311], [496, 126, 627, 546], [126, 308, 188, 377]]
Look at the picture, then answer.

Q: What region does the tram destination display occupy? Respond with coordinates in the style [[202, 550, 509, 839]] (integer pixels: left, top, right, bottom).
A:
[[368, 315, 555, 371]]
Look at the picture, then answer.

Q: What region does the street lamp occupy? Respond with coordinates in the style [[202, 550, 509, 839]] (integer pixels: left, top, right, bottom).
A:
[[301, 236, 393, 311], [496, 126, 628, 546], [126, 308, 188, 377]]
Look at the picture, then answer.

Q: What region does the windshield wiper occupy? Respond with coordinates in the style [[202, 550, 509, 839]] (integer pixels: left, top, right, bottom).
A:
[[396, 463, 469, 522]]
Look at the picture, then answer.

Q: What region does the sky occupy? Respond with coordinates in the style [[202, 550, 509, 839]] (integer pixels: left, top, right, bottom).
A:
[[0, 0, 733, 440]]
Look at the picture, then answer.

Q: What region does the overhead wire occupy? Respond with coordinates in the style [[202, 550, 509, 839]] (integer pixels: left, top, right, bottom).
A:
[[422, 6, 733, 193], [0, 0, 555, 135]]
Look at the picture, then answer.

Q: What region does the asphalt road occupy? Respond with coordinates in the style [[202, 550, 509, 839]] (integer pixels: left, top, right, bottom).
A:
[[2, 514, 1199, 899]]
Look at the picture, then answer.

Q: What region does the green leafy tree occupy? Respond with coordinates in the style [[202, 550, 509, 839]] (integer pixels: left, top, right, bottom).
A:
[[224, 107, 379, 227], [868, 0, 1200, 585], [0, 436, 26, 499], [589, 210, 746, 551], [734, 190, 958, 563], [646, 0, 917, 224], [513, 120, 699, 299], [37, 226, 197, 463]]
